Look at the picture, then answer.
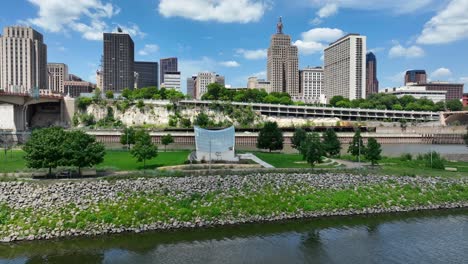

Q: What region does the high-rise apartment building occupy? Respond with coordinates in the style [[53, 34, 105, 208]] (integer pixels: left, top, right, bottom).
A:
[[366, 52, 379, 97], [47, 63, 68, 94], [160, 57, 178, 86], [324, 34, 367, 101], [195, 72, 225, 99], [405, 70, 427, 85], [298, 67, 324, 104], [161, 71, 181, 90], [267, 17, 299, 96], [134, 61, 158, 89], [0, 26, 47, 92], [103, 30, 134, 93]]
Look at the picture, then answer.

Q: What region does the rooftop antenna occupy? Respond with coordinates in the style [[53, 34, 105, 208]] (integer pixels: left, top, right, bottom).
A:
[[117, 27, 123, 33]]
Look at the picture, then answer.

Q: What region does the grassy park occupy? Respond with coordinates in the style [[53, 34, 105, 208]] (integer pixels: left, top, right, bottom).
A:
[[0, 150, 190, 173]]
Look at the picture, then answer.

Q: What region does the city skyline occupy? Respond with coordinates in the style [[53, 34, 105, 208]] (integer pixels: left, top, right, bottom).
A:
[[0, 0, 467, 93]]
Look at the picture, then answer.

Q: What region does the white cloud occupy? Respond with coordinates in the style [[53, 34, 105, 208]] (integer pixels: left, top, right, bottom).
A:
[[460, 77, 468, 83], [293, 28, 345, 55], [417, 0, 468, 44], [236, 49, 267, 60], [116, 23, 146, 38], [220, 61, 241, 67], [431, 68, 452, 79], [252, 71, 267, 78], [25, 0, 144, 41], [138, 44, 160, 56], [309, 0, 441, 15], [309, 0, 443, 23], [387, 71, 407, 84], [317, 3, 339, 18], [158, 0, 270, 23], [388, 44, 425, 58]]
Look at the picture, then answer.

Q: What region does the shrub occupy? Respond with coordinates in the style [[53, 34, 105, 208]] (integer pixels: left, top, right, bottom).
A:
[[400, 153, 412, 161]]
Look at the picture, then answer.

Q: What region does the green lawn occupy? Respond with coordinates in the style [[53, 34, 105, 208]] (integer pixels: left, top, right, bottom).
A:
[[341, 155, 468, 178], [0, 150, 190, 173]]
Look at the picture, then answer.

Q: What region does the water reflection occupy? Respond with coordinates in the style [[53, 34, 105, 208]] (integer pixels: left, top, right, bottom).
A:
[[1, 210, 467, 264]]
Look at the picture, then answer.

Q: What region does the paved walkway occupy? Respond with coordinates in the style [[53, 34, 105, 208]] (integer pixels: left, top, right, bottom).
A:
[[238, 153, 275, 169], [333, 159, 369, 169]]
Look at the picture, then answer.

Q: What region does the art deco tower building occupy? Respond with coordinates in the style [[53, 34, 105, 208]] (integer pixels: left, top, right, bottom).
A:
[[0, 26, 47, 92], [267, 17, 299, 96]]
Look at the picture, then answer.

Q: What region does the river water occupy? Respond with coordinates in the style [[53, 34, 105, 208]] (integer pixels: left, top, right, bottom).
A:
[[1, 210, 467, 264]]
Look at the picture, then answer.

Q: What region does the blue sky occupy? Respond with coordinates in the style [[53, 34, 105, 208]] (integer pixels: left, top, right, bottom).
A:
[[1, 0, 467, 93]]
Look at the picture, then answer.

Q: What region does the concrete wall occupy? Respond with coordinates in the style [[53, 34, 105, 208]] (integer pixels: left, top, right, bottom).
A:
[[0, 104, 15, 130]]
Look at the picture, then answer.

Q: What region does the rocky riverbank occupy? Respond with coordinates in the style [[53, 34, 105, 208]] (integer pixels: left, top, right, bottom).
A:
[[1, 173, 467, 243]]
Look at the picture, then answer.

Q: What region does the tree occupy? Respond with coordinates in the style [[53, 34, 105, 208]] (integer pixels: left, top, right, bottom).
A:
[[105, 90, 114, 99], [131, 130, 158, 169], [323, 129, 341, 157], [257, 121, 284, 152], [122, 88, 132, 100], [348, 129, 365, 161], [62, 130, 105, 176], [161, 134, 174, 152], [446, 99, 463, 111], [120, 127, 136, 149], [23, 127, 68, 176], [330, 96, 345, 107], [464, 126, 468, 148], [194, 112, 210, 127], [300, 133, 325, 167], [291, 128, 307, 150], [365, 138, 382, 166]]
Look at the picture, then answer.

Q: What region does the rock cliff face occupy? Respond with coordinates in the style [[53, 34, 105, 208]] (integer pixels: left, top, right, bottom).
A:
[[82, 102, 339, 128]]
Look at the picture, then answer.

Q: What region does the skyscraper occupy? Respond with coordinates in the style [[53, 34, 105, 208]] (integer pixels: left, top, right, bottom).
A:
[[405, 70, 427, 85], [366, 52, 379, 97], [134, 61, 158, 88], [267, 17, 299, 96], [160, 57, 178, 86], [103, 30, 134, 93], [47, 63, 68, 94], [187, 76, 197, 98], [299, 67, 324, 104], [324, 34, 367, 101], [161, 71, 181, 90], [0, 26, 47, 92], [195, 72, 225, 99]]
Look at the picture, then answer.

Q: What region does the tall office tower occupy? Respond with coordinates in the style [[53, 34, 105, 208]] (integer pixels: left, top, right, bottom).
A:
[[299, 67, 324, 104], [47, 63, 68, 94], [160, 57, 178, 86], [161, 71, 181, 90], [405, 70, 427, 85], [195, 72, 225, 99], [103, 30, 134, 93], [0, 26, 47, 92], [267, 17, 299, 96], [187, 76, 197, 98], [134, 61, 158, 88], [366, 52, 379, 97], [324, 34, 367, 101]]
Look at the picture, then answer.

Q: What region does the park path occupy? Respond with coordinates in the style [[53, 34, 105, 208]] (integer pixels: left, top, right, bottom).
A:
[[238, 153, 275, 169]]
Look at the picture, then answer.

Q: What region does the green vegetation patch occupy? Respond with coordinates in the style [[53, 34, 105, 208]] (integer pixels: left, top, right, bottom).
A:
[[1, 181, 467, 240]]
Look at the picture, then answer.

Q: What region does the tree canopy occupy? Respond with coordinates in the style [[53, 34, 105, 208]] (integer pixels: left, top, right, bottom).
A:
[[323, 129, 341, 157], [291, 128, 307, 150], [348, 129, 365, 161], [257, 121, 284, 152], [23, 127, 105, 175], [365, 137, 382, 166], [131, 130, 158, 169], [329, 94, 457, 112], [300, 132, 325, 167], [161, 134, 174, 152], [201, 83, 294, 105]]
